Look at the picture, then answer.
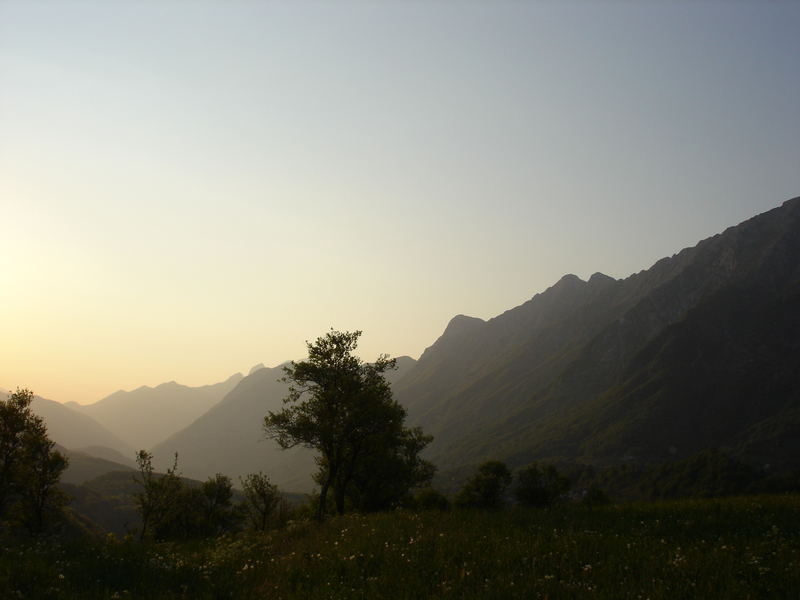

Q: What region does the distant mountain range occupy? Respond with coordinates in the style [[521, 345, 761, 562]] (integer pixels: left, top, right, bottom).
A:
[[150, 356, 417, 491], [394, 196, 800, 474], [73, 373, 245, 449], [0, 390, 134, 458], [8, 196, 800, 495]]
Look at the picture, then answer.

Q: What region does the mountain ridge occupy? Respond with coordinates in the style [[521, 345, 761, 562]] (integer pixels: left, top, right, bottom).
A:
[[77, 372, 246, 449], [151, 357, 419, 492], [394, 195, 800, 473]]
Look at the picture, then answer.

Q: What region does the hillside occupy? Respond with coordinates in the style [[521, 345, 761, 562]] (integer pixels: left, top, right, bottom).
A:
[[59, 447, 135, 485], [151, 358, 417, 492], [73, 445, 138, 469], [77, 372, 245, 449], [0, 391, 135, 457], [394, 196, 800, 473]]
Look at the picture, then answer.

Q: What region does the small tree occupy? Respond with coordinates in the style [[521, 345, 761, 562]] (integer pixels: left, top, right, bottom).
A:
[[201, 473, 237, 536], [316, 417, 435, 513], [455, 460, 512, 509], [0, 389, 40, 517], [0, 388, 68, 533], [265, 329, 432, 521], [19, 431, 69, 534], [515, 464, 570, 508], [581, 483, 610, 509], [157, 485, 204, 540], [133, 450, 182, 541], [239, 472, 281, 531], [413, 488, 450, 511]]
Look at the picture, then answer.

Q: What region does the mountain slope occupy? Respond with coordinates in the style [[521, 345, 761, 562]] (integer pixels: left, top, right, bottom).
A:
[[395, 196, 800, 473], [0, 391, 135, 457], [74, 445, 138, 469], [78, 372, 245, 450], [58, 446, 135, 485], [151, 358, 418, 492]]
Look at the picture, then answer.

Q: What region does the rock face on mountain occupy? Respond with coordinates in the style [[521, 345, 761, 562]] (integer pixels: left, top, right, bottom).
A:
[[151, 358, 418, 492], [394, 196, 800, 473], [77, 373, 245, 450]]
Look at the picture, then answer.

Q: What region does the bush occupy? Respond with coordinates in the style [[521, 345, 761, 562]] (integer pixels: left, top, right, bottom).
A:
[[239, 472, 282, 531], [581, 483, 611, 508], [514, 464, 570, 508], [455, 461, 512, 509], [413, 488, 450, 511]]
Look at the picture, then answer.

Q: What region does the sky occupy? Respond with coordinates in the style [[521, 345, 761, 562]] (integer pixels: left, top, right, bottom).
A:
[[1, 1, 799, 405]]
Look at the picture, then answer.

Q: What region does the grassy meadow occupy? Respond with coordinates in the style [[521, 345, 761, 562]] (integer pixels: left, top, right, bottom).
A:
[[2, 495, 798, 599]]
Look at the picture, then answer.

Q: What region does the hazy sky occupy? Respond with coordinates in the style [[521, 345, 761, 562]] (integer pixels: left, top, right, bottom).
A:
[[2, 1, 798, 404]]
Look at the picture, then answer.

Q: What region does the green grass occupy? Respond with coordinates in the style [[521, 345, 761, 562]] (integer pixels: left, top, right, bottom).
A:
[[2, 495, 799, 599]]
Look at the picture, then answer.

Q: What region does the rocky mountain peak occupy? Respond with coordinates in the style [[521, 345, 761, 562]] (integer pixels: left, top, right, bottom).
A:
[[249, 363, 266, 375], [443, 314, 485, 336]]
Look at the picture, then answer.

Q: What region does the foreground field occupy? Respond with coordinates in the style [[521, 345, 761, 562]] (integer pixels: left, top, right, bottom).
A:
[[2, 495, 799, 599]]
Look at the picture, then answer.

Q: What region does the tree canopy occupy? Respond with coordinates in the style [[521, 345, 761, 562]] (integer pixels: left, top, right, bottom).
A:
[[0, 388, 68, 534], [455, 460, 512, 509], [514, 463, 571, 508], [264, 329, 433, 520]]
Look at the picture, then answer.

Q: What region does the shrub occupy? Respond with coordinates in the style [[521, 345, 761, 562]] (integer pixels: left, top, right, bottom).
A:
[[414, 488, 450, 511], [455, 461, 512, 509], [581, 483, 611, 508], [514, 463, 570, 508]]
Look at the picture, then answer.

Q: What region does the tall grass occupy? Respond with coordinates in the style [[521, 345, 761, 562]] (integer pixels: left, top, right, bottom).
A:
[[1, 495, 798, 599]]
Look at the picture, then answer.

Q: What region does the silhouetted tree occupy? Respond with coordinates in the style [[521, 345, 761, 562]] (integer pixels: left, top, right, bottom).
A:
[[239, 472, 281, 531], [201, 473, 237, 535], [515, 463, 570, 508], [455, 460, 512, 509], [265, 329, 432, 520], [0, 388, 68, 533], [316, 411, 435, 512], [413, 487, 450, 511], [133, 450, 182, 541], [19, 431, 69, 533], [0, 388, 39, 518], [581, 483, 610, 509]]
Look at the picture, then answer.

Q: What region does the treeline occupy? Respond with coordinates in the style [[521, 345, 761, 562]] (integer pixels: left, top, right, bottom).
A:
[[432, 450, 800, 512], [414, 460, 606, 512], [132, 451, 289, 541], [579, 449, 800, 501]]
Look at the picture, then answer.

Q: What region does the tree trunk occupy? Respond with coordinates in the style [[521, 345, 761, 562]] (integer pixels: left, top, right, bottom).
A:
[[335, 485, 346, 515], [318, 466, 336, 522], [335, 443, 361, 515], [139, 514, 149, 541]]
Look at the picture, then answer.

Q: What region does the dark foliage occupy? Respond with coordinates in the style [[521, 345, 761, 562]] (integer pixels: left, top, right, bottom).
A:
[[412, 488, 450, 511], [455, 460, 512, 509], [134, 452, 240, 541], [239, 472, 282, 531], [514, 463, 570, 507], [580, 483, 611, 508], [0, 388, 69, 535], [265, 330, 433, 520]]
